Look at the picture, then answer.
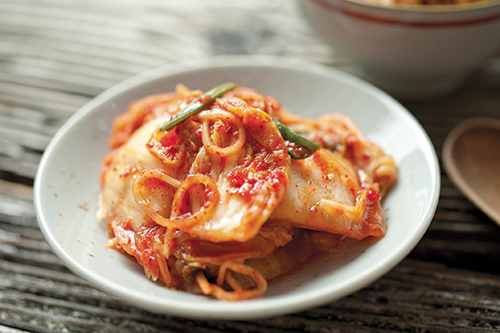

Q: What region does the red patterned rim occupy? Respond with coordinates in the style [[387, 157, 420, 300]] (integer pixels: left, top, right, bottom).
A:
[[309, 0, 500, 27]]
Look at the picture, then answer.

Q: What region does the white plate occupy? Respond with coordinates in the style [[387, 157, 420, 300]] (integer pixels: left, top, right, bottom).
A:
[[34, 56, 440, 320]]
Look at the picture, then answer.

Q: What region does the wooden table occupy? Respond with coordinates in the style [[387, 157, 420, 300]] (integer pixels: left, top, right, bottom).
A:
[[1, 0, 499, 331]]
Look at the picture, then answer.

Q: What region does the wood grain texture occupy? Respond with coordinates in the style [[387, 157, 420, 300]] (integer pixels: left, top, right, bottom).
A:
[[0, 0, 499, 331]]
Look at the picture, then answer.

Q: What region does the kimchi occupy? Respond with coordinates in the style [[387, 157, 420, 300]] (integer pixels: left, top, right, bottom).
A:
[[97, 83, 397, 300]]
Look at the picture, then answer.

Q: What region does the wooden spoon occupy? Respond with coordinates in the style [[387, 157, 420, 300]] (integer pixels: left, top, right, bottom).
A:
[[443, 118, 500, 227]]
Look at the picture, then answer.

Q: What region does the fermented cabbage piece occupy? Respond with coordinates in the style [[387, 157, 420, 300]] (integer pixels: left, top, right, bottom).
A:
[[278, 111, 397, 198], [271, 148, 386, 240]]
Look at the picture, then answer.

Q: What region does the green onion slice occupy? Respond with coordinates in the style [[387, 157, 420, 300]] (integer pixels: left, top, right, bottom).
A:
[[159, 82, 238, 132], [273, 120, 321, 159]]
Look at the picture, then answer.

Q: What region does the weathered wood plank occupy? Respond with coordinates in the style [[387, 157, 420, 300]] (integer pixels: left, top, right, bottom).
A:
[[0, 0, 498, 332]]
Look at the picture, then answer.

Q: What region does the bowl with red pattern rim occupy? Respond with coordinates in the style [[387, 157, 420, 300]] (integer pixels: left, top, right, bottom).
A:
[[34, 55, 440, 320], [298, 0, 500, 100]]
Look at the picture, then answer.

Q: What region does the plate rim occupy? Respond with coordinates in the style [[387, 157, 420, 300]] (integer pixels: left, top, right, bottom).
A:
[[34, 55, 441, 320]]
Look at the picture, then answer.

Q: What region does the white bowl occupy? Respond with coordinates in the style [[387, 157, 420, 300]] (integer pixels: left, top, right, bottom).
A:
[[34, 55, 440, 320], [299, 0, 500, 99]]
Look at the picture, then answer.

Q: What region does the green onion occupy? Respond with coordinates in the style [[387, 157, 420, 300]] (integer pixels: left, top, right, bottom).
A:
[[159, 82, 238, 132], [273, 120, 321, 159]]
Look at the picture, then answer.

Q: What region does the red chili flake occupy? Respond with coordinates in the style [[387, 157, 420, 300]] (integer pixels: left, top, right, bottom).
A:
[[366, 188, 380, 202], [226, 169, 248, 188]]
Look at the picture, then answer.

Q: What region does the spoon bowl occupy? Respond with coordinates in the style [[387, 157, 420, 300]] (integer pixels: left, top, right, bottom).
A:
[[443, 117, 500, 227]]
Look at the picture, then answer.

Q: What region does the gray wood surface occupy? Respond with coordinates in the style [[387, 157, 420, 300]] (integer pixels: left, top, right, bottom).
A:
[[0, 0, 499, 331]]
